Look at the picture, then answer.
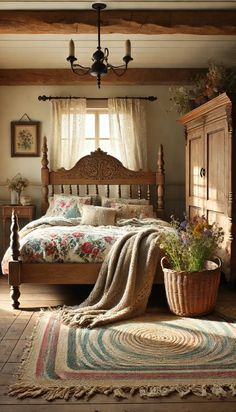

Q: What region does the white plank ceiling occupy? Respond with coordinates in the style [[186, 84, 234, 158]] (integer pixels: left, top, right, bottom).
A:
[[0, 1, 235, 70]]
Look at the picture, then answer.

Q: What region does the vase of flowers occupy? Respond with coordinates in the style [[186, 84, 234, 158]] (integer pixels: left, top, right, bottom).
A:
[[160, 215, 224, 316], [7, 173, 29, 205]]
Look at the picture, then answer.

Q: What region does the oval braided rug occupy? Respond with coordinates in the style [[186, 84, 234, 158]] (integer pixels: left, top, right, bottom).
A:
[[8, 311, 236, 400]]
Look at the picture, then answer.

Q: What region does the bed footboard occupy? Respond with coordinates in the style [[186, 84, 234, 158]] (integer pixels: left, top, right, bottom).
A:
[[8, 210, 21, 309]]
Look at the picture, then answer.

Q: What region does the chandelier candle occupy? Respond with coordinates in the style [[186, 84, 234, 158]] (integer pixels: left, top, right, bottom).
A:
[[125, 40, 131, 57], [69, 40, 75, 58]]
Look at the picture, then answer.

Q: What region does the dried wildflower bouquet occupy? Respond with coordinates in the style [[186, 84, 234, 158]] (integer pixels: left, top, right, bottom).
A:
[[160, 215, 224, 272], [7, 173, 29, 193], [170, 60, 236, 114]]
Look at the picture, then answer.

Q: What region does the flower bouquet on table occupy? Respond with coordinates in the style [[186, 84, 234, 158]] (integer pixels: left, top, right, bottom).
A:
[[7, 173, 29, 205], [160, 215, 224, 316]]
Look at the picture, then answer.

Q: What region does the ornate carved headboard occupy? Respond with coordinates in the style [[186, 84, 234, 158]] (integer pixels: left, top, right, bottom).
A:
[[41, 136, 165, 217]]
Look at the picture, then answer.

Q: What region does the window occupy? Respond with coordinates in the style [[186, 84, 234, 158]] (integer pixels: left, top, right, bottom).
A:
[[53, 97, 146, 171], [85, 109, 111, 153], [60, 108, 111, 159]]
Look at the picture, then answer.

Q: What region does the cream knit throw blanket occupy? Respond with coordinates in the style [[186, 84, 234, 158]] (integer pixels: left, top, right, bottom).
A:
[[59, 227, 164, 328]]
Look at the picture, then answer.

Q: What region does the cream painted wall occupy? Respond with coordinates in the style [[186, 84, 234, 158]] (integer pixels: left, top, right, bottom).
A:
[[0, 84, 185, 256]]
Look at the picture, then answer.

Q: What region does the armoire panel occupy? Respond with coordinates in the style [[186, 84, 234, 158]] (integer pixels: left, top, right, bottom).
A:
[[189, 135, 204, 199], [206, 127, 225, 203], [188, 205, 202, 218]]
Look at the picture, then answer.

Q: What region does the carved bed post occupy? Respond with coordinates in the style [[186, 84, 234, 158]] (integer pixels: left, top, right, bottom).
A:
[[9, 210, 21, 309], [156, 144, 165, 218], [41, 136, 49, 215]]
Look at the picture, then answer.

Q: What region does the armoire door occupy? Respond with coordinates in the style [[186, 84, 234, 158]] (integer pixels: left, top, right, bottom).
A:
[[186, 125, 205, 217], [204, 117, 230, 261], [204, 119, 231, 268]]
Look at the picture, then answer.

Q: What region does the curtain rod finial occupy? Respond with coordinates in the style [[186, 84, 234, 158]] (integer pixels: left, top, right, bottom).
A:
[[38, 95, 48, 101], [148, 96, 157, 101]]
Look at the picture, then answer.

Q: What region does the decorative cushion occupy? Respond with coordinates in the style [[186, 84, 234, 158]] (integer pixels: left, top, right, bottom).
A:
[[80, 205, 117, 226], [110, 202, 154, 219], [45, 195, 91, 218], [101, 196, 149, 207]]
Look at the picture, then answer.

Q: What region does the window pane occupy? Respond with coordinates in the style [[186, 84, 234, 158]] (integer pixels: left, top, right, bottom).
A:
[[99, 139, 111, 153], [84, 140, 95, 154], [85, 114, 95, 138], [99, 114, 109, 137], [61, 110, 112, 159]]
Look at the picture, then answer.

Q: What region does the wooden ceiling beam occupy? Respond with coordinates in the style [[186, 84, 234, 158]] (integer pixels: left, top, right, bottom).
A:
[[0, 68, 206, 85], [0, 10, 235, 35]]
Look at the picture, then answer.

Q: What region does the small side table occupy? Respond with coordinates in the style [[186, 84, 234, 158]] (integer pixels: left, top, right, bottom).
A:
[[2, 204, 36, 251]]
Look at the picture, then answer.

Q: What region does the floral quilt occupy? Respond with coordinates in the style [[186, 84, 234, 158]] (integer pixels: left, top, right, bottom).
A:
[[1, 216, 170, 274]]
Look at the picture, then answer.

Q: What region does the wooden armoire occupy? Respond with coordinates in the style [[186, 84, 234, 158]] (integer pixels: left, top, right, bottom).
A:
[[178, 93, 236, 283]]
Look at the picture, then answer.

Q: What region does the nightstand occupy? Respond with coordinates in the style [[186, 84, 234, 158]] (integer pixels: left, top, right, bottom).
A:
[[2, 204, 36, 251]]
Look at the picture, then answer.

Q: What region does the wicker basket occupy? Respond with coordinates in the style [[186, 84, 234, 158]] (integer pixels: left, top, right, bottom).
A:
[[161, 257, 221, 316]]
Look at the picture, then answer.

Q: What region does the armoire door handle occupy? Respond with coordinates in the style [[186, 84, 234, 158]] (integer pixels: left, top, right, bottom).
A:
[[200, 167, 206, 177]]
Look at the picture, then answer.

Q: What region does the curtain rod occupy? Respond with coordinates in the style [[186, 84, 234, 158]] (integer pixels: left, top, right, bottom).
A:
[[38, 95, 157, 102]]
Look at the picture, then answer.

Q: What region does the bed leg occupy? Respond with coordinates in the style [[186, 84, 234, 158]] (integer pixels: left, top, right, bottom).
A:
[[10, 286, 21, 309]]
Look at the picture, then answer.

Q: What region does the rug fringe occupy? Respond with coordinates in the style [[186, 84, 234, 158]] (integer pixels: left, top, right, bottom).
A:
[[8, 383, 236, 401]]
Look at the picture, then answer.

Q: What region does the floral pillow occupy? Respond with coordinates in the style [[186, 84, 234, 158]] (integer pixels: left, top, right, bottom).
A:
[[101, 196, 149, 207], [45, 195, 91, 218], [80, 205, 117, 226], [110, 202, 154, 219]]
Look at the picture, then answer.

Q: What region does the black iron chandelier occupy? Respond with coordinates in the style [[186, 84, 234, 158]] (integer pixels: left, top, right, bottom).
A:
[[66, 3, 133, 88]]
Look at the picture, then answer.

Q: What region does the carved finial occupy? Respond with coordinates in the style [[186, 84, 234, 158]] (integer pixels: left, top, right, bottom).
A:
[[156, 144, 165, 216], [41, 136, 49, 215], [157, 144, 165, 174], [91, 147, 107, 156], [41, 136, 49, 169], [10, 209, 20, 261]]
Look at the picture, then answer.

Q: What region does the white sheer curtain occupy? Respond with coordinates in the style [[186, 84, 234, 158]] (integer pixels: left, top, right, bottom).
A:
[[108, 98, 148, 170], [50, 98, 87, 170]]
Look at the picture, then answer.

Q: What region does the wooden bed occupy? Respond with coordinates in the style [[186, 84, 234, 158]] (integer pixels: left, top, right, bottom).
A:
[[8, 137, 165, 309]]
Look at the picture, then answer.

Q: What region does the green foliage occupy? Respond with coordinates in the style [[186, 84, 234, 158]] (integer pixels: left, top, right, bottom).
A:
[[170, 60, 236, 114], [160, 215, 224, 272]]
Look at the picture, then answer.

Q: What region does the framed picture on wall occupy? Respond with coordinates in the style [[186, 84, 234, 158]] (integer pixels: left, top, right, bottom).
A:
[[11, 120, 40, 157]]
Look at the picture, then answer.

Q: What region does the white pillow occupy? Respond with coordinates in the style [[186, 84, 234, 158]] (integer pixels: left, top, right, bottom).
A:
[[110, 203, 154, 219], [80, 205, 117, 226], [101, 196, 149, 207]]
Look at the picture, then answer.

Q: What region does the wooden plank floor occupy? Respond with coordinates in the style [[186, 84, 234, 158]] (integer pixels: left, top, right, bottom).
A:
[[0, 275, 236, 412]]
